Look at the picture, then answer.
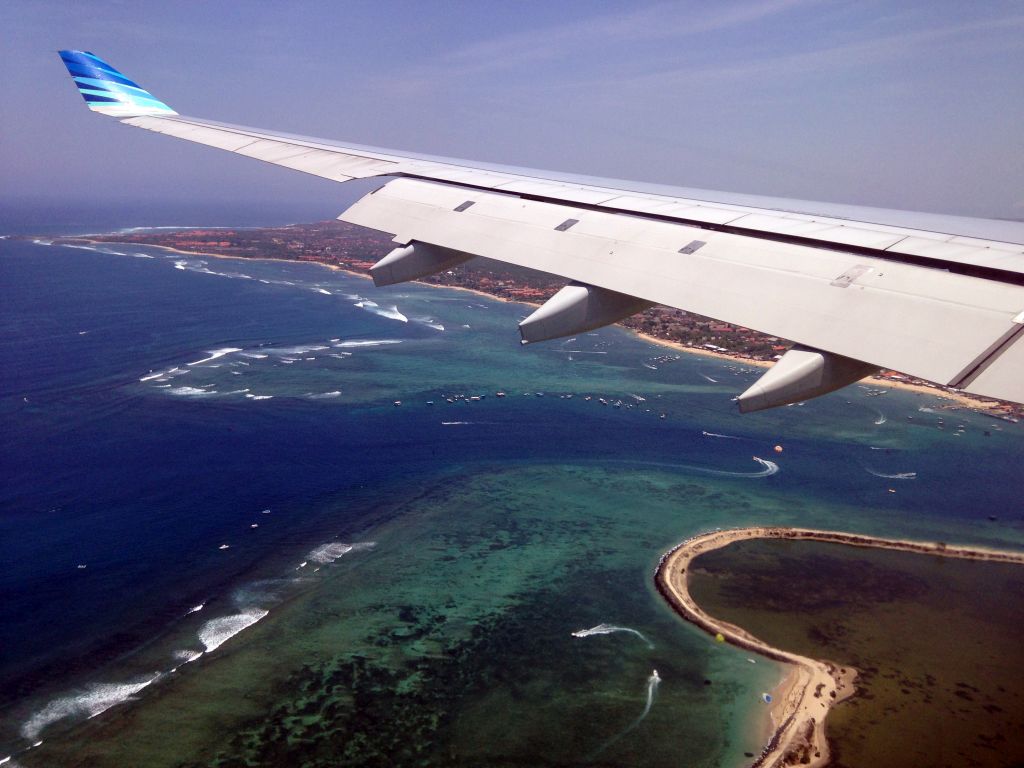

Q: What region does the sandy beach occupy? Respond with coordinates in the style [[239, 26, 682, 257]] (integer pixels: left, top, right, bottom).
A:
[[655, 526, 1024, 768]]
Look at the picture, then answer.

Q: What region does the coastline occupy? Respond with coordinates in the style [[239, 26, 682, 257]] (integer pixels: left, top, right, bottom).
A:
[[655, 526, 1024, 768], [62, 234, 1002, 413]]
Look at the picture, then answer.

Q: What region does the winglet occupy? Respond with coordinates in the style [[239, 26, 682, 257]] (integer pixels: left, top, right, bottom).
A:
[[58, 50, 177, 117]]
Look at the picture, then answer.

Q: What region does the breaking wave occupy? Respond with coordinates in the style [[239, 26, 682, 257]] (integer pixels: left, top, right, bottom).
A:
[[197, 609, 269, 653], [333, 339, 402, 348], [571, 623, 653, 648], [266, 344, 329, 355], [21, 675, 161, 740], [168, 386, 216, 396], [307, 541, 375, 564], [308, 391, 342, 399], [187, 348, 241, 366], [355, 300, 408, 322]]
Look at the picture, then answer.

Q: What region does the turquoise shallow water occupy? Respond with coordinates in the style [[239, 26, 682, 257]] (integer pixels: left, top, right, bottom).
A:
[[2, 237, 1023, 766]]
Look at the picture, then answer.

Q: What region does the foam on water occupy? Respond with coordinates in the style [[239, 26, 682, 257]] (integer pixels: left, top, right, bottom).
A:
[[173, 649, 203, 664], [21, 675, 161, 740], [308, 391, 342, 399], [245, 394, 273, 400], [571, 623, 654, 648], [197, 609, 269, 653], [239, 352, 268, 359], [316, 288, 332, 295]]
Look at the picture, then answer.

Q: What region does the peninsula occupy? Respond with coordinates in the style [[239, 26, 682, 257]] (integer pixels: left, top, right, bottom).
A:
[[655, 526, 1024, 768]]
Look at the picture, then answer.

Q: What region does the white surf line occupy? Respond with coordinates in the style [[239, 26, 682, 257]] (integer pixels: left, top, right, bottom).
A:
[[590, 670, 661, 758], [571, 623, 654, 648]]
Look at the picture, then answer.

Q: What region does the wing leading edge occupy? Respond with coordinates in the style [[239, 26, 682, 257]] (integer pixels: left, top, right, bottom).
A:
[[58, 51, 1024, 409]]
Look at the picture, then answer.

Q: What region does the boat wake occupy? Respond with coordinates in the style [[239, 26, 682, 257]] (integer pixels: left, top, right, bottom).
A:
[[699, 373, 719, 383], [865, 467, 917, 480], [701, 430, 741, 440], [600, 457, 779, 478], [571, 623, 654, 648], [873, 410, 887, 425], [590, 670, 661, 758]]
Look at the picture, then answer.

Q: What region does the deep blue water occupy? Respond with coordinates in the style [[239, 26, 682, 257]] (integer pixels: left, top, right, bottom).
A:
[[2, 229, 1023, 757]]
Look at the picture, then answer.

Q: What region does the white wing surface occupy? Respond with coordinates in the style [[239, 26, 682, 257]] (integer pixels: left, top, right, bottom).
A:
[[59, 51, 1024, 410]]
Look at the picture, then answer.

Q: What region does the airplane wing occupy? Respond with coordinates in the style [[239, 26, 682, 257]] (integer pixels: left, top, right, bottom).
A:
[[58, 50, 1024, 411]]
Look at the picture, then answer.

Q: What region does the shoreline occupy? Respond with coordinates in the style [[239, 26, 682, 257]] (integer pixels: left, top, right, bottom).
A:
[[54, 236, 1008, 412], [655, 526, 1024, 768]]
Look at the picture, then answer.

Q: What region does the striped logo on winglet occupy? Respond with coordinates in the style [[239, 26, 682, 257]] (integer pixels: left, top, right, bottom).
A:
[[58, 50, 177, 117]]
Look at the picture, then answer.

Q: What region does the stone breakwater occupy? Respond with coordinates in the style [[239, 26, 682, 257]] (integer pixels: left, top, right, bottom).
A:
[[654, 526, 1024, 768]]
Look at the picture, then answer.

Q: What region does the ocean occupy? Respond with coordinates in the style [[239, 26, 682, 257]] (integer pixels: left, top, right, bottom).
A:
[[1, 223, 1022, 766]]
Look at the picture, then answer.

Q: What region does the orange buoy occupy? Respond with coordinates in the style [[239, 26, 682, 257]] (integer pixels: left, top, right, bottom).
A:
[[773, 444, 783, 453]]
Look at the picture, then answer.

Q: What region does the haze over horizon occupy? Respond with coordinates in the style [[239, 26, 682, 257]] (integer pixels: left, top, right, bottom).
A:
[[3, 0, 1023, 222]]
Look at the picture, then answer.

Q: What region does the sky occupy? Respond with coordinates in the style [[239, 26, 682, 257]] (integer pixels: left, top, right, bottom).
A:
[[3, 0, 1023, 222]]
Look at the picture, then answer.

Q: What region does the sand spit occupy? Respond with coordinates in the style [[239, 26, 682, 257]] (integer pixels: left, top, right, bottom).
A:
[[655, 526, 1024, 768]]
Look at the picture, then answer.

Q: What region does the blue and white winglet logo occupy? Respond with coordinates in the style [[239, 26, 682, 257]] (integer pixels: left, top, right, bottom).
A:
[[58, 50, 177, 117]]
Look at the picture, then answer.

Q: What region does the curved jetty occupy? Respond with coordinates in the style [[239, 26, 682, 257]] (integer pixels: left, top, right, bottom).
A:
[[655, 526, 1024, 768]]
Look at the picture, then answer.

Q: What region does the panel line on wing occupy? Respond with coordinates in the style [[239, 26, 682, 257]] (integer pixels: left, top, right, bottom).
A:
[[947, 323, 1024, 390]]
